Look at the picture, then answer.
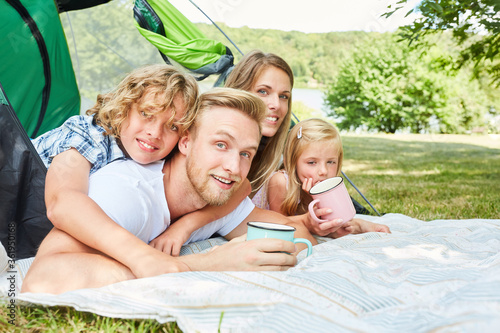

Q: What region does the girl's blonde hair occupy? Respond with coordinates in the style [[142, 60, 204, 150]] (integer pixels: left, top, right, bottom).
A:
[[281, 118, 344, 216], [86, 64, 198, 138], [224, 50, 294, 195]]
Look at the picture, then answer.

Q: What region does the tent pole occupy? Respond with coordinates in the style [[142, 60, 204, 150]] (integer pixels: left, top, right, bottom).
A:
[[341, 171, 381, 216], [188, 0, 244, 56]]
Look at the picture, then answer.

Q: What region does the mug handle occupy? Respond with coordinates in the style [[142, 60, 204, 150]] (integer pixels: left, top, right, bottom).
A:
[[293, 238, 313, 257], [308, 199, 328, 223]]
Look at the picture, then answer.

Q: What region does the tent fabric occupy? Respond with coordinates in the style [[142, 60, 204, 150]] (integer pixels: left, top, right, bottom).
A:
[[133, 0, 234, 85], [1, 0, 80, 138], [55, 0, 112, 13], [0, 84, 53, 260], [352, 197, 371, 215]]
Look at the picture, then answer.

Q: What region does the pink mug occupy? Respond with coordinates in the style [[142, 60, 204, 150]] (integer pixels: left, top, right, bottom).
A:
[[308, 177, 356, 223]]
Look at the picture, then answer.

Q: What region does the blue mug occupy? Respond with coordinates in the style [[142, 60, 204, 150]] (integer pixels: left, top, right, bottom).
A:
[[246, 221, 313, 257]]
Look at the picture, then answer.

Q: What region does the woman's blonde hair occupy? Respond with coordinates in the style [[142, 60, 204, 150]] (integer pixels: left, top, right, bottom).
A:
[[86, 64, 198, 138], [281, 118, 344, 216], [224, 50, 294, 195]]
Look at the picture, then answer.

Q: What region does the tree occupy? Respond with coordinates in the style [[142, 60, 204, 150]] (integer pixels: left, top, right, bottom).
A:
[[384, 0, 500, 86], [324, 34, 490, 133], [60, 1, 163, 102]]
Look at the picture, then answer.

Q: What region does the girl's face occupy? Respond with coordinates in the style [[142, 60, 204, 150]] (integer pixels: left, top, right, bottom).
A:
[[251, 66, 291, 138], [296, 140, 340, 190], [119, 92, 185, 164]]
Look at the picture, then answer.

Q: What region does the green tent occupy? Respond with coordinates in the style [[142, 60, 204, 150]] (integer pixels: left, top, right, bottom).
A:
[[1, 0, 81, 138], [133, 0, 235, 86]]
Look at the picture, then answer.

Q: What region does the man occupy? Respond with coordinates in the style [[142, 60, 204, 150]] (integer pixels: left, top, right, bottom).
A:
[[22, 88, 316, 294]]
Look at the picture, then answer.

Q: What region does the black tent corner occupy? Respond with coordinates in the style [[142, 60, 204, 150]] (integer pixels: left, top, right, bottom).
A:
[[0, 83, 53, 260], [55, 0, 112, 13]]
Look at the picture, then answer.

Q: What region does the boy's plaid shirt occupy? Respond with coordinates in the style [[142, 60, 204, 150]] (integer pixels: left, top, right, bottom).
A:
[[32, 115, 125, 174]]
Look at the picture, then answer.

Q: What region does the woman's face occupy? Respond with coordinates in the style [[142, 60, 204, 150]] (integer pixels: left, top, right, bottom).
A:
[[251, 66, 292, 138]]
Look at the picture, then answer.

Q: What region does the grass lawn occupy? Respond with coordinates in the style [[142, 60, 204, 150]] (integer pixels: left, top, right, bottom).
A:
[[2, 134, 499, 332], [343, 134, 500, 220]]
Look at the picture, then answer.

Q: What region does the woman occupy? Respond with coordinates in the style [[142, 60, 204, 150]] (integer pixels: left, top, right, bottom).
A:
[[225, 50, 294, 203]]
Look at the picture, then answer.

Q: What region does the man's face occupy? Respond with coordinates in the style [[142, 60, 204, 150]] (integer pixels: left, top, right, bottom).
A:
[[183, 106, 260, 206]]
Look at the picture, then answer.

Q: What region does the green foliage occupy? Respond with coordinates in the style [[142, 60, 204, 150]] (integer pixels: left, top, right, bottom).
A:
[[325, 34, 492, 133], [61, 2, 368, 102], [342, 134, 500, 220], [0, 304, 181, 332], [58, 1, 498, 133], [384, 0, 500, 86], [182, 23, 371, 88], [60, 1, 163, 103]]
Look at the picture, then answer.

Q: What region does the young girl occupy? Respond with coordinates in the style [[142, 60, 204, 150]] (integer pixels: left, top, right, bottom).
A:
[[266, 118, 390, 237], [32, 64, 250, 260]]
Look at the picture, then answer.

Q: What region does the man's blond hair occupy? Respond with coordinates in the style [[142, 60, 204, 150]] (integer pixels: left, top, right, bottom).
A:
[[189, 87, 266, 138]]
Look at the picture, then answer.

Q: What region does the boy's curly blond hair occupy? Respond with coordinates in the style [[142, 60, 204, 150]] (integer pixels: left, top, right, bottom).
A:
[[86, 64, 198, 138]]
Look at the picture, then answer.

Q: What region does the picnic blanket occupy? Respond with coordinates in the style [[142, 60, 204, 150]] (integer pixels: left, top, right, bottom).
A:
[[3, 213, 500, 332]]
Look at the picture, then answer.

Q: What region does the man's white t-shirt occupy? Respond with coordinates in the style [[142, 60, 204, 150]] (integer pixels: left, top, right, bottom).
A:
[[88, 159, 254, 244]]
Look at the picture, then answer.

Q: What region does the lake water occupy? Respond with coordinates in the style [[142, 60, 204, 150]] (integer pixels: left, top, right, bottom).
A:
[[292, 88, 327, 113]]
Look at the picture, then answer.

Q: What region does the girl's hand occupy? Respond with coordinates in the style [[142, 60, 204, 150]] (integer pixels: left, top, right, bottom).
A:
[[327, 225, 353, 238], [301, 177, 315, 193], [347, 218, 391, 234], [328, 218, 391, 238], [300, 210, 348, 237]]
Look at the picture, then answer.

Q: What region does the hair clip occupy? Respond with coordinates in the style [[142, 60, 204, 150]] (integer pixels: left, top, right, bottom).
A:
[[297, 126, 302, 139]]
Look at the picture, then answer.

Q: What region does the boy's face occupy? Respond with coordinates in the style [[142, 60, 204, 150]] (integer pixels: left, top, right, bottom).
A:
[[296, 140, 340, 189], [181, 106, 260, 206], [120, 92, 186, 164]]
